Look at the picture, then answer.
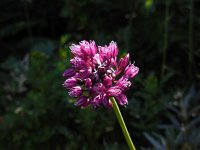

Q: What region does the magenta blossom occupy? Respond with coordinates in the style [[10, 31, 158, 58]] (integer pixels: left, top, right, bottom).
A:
[[63, 40, 139, 109]]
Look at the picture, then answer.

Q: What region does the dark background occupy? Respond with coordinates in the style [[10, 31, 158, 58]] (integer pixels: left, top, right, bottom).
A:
[[0, 0, 199, 149]]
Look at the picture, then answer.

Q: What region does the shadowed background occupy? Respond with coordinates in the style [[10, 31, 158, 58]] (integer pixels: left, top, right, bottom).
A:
[[0, 0, 200, 149]]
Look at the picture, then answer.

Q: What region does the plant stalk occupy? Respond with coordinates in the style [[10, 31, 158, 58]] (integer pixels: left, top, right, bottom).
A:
[[110, 97, 136, 150]]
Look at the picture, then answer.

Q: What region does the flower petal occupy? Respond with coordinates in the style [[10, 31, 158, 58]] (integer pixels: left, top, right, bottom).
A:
[[115, 93, 128, 106], [63, 77, 76, 89], [63, 68, 76, 78], [124, 64, 139, 78], [107, 86, 121, 96], [69, 86, 82, 97], [75, 96, 89, 108]]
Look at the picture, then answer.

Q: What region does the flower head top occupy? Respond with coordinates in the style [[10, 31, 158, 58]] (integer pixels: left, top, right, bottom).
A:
[[63, 40, 139, 109]]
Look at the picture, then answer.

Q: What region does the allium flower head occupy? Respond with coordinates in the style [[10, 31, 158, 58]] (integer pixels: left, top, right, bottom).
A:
[[63, 40, 139, 109]]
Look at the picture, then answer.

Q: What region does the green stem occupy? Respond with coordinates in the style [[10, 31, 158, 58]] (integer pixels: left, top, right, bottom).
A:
[[110, 97, 136, 150]]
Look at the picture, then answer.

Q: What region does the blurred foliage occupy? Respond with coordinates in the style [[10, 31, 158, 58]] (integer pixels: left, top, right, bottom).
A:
[[144, 87, 200, 150], [0, 0, 199, 149]]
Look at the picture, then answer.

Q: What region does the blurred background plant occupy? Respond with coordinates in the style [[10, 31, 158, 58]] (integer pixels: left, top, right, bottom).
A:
[[0, 0, 199, 149]]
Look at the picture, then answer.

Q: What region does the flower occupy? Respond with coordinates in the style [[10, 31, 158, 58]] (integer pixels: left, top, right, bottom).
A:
[[63, 40, 139, 109], [63, 77, 76, 89], [68, 86, 82, 97]]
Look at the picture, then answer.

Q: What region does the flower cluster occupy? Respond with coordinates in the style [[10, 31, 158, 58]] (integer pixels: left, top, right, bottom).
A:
[[63, 40, 139, 109]]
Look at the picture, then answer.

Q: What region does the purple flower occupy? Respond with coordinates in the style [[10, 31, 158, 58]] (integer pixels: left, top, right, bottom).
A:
[[115, 93, 128, 106], [115, 77, 131, 91], [80, 40, 97, 56], [118, 54, 129, 69], [63, 77, 76, 89], [107, 86, 122, 96], [63, 40, 139, 109], [108, 41, 118, 58], [70, 44, 82, 57], [70, 57, 87, 69], [124, 64, 139, 78], [63, 68, 76, 77], [103, 76, 112, 86], [75, 96, 89, 108], [69, 86, 82, 97], [84, 78, 92, 88]]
